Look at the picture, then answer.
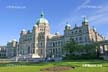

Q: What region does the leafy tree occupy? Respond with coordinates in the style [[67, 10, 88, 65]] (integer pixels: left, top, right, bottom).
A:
[[63, 40, 78, 55], [63, 40, 98, 60], [83, 44, 96, 54], [93, 42, 100, 58]]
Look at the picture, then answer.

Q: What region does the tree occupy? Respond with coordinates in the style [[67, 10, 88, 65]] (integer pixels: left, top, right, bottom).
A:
[[63, 40, 79, 55], [83, 44, 96, 54], [63, 40, 98, 60], [93, 42, 100, 58]]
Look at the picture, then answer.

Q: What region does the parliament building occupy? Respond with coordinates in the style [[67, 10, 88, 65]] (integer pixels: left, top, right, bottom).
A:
[[6, 12, 105, 60]]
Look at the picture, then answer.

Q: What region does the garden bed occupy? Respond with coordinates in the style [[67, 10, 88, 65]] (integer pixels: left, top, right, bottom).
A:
[[40, 66, 75, 72]]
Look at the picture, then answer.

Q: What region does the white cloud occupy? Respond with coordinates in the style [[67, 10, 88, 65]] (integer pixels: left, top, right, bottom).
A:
[[6, 5, 26, 9], [97, 6, 108, 13], [76, 0, 102, 11], [88, 6, 108, 25], [55, 0, 108, 34], [77, 0, 90, 10]]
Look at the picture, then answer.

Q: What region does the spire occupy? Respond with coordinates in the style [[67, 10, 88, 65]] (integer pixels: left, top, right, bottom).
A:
[[66, 22, 69, 24], [66, 22, 71, 27], [82, 16, 89, 26], [75, 24, 77, 27], [40, 11, 44, 18]]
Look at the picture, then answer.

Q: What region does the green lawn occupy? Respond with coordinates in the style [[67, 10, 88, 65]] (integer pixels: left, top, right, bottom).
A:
[[0, 60, 108, 72]]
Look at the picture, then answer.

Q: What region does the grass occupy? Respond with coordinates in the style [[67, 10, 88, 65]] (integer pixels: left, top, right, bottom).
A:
[[0, 60, 108, 72]]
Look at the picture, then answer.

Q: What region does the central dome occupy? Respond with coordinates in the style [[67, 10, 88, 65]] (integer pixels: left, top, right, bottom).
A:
[[36, 12, 49, 25]]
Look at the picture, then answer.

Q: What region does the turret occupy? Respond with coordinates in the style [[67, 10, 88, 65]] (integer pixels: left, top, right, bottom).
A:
[[20, 29, 27, 36], [82, 17, 88, 26], [64, 22, 71, 36], [65, 22, 71, 30], [33, 24, 38, 29], [55, 32, 60, 35]]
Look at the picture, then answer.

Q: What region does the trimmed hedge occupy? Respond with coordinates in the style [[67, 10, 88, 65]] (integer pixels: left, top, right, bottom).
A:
[[63, 54, 101, 60]]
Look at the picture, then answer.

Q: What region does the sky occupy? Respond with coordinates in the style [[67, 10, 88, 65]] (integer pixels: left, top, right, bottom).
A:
[[0, 0, 108, 45]]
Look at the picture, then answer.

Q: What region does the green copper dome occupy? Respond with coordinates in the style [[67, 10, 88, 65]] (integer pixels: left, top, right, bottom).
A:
[[65, 22, 71, 27], [36, 12, 49, 25], [65, 22, 71, 30], [82, 17, 88, 23]]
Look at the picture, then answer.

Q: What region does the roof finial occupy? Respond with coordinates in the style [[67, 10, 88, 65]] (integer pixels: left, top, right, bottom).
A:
[[75, 24, 77, 27], [83, 16, 86, 21], [66, 22, 71, 27], [41, 11, 44, 18]]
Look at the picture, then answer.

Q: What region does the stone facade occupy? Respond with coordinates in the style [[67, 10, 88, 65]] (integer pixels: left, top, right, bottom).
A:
[[6, 40, 18, 58], [6, 13, 104, 59], [0, 46, 6, 58]]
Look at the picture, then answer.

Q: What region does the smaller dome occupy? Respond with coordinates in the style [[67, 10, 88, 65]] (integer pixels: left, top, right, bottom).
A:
[[66, 24, 71, 27], [55, 32, 60, 35], [33, 25, 38, 29], [33, 24, 38, 27], [65, 22, 71, 27], [82, 17, 88, 23], [12, 39, 17, 42], [65, 22, 71, 30], [94, 28, 96, 31], [21, 29, 27, 35], [8, 40, 12, 43], [21, 29, 26, 32], [93, 26, 96, 31]]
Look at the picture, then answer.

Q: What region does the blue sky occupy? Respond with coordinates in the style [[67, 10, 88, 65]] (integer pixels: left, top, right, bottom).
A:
[[0, 0, 108, 45]]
